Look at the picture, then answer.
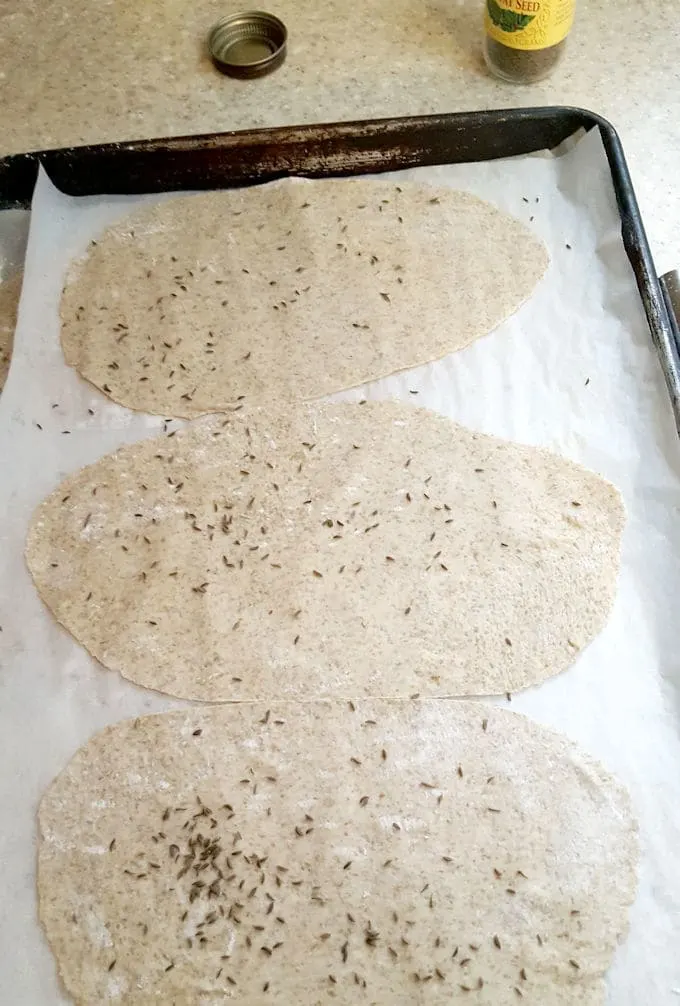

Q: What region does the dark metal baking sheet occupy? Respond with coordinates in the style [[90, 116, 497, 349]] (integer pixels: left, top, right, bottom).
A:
[[1, 106, 678, 429]]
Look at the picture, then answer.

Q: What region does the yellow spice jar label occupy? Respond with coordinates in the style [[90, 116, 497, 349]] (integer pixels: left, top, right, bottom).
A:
[[485, 0, 575, 50]]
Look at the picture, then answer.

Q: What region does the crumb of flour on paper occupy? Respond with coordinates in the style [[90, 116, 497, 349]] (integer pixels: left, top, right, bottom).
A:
[[0, 272, 22, 394]]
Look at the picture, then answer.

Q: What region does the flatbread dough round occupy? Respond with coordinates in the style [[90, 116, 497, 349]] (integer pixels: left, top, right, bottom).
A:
[[38, 701, 638, 1005], [26, 402, 624, 701], [60, 179, 548, 417]]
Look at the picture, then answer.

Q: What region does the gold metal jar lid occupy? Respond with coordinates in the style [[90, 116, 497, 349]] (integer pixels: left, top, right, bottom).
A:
[[208, 11, 287, 79]]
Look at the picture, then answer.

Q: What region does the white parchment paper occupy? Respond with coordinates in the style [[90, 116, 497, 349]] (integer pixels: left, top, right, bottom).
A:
[[1, 128, 680, 1003]]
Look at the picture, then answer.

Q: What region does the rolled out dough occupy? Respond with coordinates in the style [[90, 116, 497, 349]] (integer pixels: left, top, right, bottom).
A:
[[38, 701, 638, 1005], [60, 178, 548, 417], [26, 401, 624, 702]]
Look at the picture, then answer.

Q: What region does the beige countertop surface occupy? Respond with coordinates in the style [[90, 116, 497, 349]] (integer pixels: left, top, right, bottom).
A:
[[0, 0, 677, 266]]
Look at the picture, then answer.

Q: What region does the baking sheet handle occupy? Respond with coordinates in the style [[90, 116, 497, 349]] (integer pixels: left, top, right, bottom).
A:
[[597, 120, 680, 432], [660, 271, 680, 356]]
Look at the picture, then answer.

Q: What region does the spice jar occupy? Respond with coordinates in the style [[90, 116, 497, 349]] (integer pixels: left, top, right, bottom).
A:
[[483, 0, 575, 84]]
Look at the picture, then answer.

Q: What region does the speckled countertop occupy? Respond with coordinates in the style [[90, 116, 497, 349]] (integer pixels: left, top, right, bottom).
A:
[[0, 0, 677, 266]]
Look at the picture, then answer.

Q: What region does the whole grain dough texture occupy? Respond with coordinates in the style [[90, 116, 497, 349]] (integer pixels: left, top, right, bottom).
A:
[[26, 402, 624, 702], [38, 701, 638, 1005], [60, 178, 548, 417]]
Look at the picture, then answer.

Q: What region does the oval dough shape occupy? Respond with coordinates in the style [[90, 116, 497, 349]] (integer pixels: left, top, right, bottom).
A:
[[60, 179, 548, 417], [38, 701, 638, 1005], [26, 402, 624, 701]]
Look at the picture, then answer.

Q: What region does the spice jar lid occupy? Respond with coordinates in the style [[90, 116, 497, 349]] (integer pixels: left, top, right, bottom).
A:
[[208, 11, 287, 79]]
